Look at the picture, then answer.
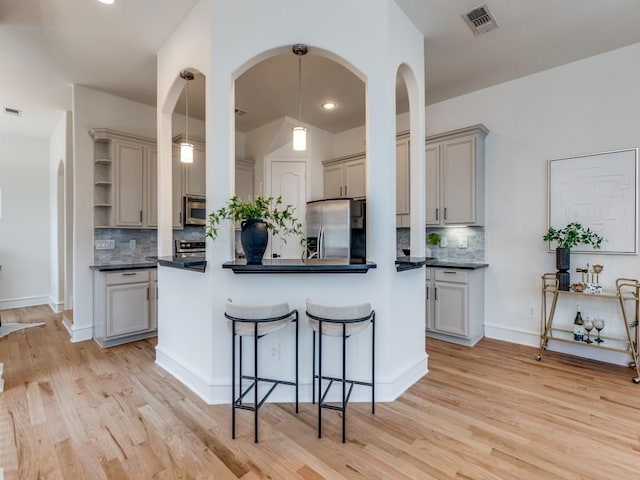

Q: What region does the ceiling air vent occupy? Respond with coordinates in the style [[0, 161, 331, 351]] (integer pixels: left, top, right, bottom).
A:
[[463, 4, 499, 36], [4, 106, 22, 117], [235, 108, 247, 116]]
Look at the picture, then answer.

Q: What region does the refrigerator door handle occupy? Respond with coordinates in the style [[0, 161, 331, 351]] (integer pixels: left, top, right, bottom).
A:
[[318, 227, 325, 259]]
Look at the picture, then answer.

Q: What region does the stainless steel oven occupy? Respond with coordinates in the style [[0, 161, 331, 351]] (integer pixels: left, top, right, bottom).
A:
[[184, 196, 206, 226]]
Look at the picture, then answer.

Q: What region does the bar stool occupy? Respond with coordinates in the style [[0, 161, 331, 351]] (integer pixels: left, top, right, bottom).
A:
[[306, 299, 375, 443], [225, 299, 299, 442]]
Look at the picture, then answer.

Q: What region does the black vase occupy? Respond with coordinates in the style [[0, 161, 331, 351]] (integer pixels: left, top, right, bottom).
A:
[[555, 247, 571, 291], [240, 219, 268, 264]]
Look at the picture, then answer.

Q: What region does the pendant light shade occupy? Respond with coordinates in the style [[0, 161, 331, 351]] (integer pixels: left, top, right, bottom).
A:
[[180, 70, 195, 164], [292, 44, 308, 152], [292, 126, 307, 151]]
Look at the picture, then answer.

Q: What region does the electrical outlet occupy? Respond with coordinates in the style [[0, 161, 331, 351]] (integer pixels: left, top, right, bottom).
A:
[[95, 239, 115, 250], [440, 237, 447, 248], [528, 305, 536, 318], [457, 237, 468, 249], [270, 344, 280, 360], [129, 239, 136, 249]]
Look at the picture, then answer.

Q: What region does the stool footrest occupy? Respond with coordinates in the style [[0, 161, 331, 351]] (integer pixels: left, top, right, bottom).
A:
[[318, 377, 355, 407], [234, 377, 296, 410], [315, 374, 373, 388]]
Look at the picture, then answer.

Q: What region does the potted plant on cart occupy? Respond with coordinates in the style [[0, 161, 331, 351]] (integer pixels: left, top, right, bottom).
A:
[[543, 222, 604, 291], [206, 195, 304, 264]]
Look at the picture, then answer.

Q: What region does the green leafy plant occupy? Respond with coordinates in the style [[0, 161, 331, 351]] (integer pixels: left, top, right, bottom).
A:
[[206, 195, 304, 244], [427, 232, 441, 246], [543, 222, 604, 249]]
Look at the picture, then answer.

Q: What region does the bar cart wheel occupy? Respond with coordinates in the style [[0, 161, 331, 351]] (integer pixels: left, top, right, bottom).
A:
[[633, 376, 640, 384], [630, 362, 637, 368], [536, 355, 542, 361]]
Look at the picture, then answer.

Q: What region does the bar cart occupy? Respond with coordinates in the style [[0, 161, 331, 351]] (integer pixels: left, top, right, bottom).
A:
[[537, 273, 640, 383]]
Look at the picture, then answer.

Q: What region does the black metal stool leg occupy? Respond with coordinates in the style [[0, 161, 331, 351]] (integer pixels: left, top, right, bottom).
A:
[[312, 330, 316, 404], [232, 323, 236, 439], [342, 322, 347, 443], [372, 314, 375, 414], [295, 311, 299, 413], [254, 322, 259, 443], [318, 321, 323, 438]]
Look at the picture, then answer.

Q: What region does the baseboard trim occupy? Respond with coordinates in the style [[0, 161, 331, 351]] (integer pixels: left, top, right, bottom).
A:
[[61, 317, 93, 343], [155, 345, 429, 405], [0, 295, 50, 310]]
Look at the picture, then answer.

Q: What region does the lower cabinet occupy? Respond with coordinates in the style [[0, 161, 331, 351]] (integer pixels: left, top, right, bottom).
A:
[[425, 267, 485, 346], [93, 268, 158, 347]]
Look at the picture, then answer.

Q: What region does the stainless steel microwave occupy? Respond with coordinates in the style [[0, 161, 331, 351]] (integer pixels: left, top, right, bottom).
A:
[[184, 196, 206, 226]]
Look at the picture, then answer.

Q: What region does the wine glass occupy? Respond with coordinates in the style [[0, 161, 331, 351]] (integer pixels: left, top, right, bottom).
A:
[[583, 318, 594, 344], [594, 318, 605, 343]]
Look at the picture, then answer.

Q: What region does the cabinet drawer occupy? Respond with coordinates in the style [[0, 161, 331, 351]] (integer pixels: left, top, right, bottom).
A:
[[434, 269, 468, 284], [106, 270, 150, 286]]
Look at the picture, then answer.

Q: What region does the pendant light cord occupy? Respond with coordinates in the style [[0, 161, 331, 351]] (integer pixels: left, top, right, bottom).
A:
[[185, 78, 189, 143], [297, 54, 302, 124]]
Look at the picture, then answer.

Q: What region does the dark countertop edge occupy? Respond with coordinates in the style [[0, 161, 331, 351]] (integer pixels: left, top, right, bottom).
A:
[[222, 260, 377, 274], [90, 262, 157, 272], [152, 256, 207, 273], [395, 256, 428, 272], [425, 260, 489, 270]]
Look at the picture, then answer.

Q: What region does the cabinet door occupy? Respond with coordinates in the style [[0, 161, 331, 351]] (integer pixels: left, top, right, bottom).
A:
[[235, 160, 254, 202], [114, 141, 144, 227], [106, 283, 150, 337], [426, 276, 434, 331], [324, 164, 344, 198], [146, 147, 158, 227], [425, 144, 440, 225], [172, 146, 184, 228], [396, 139, 410, 215], [150, 279, 158, 330], [442, 136, 475, 224], [344, 158, 366, 198], [184, 145, 206, 196], [434, 281, 468, 336]]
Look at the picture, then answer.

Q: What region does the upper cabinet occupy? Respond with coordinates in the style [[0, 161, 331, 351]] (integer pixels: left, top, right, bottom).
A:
[[323, 153, 366, 199], [396, 136, 410, 228], [174, 135, 206, 198], [90, 129, 158, 229], [425, 124, 488, 226]]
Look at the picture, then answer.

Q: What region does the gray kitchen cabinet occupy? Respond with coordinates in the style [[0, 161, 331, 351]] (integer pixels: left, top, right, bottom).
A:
[[172, 144, 184, 228], [425, 267, 485, 346], [396, 136, 410, 227], [93, 268, 158, 347], [235, 158, 255, 202], [425, 124, 488, 226], [174, 135, 206, 197], [90, 129, 158, 229], [323, 154, 366, 199]]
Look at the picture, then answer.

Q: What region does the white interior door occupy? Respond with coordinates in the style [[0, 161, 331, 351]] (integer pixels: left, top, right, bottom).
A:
[[269, 160, 306, 259]]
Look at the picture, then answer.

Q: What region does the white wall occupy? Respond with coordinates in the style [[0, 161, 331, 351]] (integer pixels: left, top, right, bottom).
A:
[[48, 111, 71, 311], [427, 41, 640, 363], [155, 0, 426, 405], [0, 132, 50, 308]]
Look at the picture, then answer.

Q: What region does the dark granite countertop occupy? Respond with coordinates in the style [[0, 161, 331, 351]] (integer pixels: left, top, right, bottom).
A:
[[148, 255, 207, 273], [395, 256, 429, 272], [223, 258, 377, 274], [90, 262, 157, 272], [425, 260, 489, 270]]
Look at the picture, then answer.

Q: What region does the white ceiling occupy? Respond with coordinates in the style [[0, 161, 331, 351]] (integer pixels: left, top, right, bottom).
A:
[[3, 0, 640, 138]]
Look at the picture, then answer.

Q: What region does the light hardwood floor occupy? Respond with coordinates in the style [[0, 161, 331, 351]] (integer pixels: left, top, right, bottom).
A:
[[1, 306, 640, 479]]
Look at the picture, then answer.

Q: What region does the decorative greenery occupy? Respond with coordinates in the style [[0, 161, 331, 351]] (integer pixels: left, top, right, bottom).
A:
[[543, 222, 604, 249], [206, 195, 304, 244], [427, 232, 442, 246]]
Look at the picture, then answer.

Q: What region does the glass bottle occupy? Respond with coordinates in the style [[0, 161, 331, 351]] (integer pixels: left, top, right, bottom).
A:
[[573, 304, 584, 341]]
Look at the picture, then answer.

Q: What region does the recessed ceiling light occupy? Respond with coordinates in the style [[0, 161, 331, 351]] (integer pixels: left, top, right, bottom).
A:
[[98, 0, 115, 4], [322, 101, 336, 111]]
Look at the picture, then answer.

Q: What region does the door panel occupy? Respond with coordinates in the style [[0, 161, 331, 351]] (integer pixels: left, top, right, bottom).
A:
[[269, 161, 306, 259]]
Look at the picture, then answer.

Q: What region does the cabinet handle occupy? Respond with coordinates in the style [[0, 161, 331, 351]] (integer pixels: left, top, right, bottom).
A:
[[444, 207, 448, 220], [179, 212, 182, 223], [339, 186, 343, 196], [140, 210, 143, 222], [426, 287, 429, 300], [147, 287, 149, 301], [443, 271, 457, 275], [156, 286, 158, 299], [122, 272, 137, 276], [435, 287, 438, 301], [435, 208, 439, 221], [345, 185, 348, 196]]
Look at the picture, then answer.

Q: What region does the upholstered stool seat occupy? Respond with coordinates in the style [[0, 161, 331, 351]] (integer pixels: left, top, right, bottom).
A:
[[306, 299, 375, 443], [225, 299, 299, 442]]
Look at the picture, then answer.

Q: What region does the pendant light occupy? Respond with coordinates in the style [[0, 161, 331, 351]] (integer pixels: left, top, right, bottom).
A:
[[292, 44, 308, 151], [180, 70, 195, 163]]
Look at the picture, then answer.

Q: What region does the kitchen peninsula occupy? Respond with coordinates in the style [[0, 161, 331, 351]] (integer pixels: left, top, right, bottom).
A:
[[223, 258, 377, 274]]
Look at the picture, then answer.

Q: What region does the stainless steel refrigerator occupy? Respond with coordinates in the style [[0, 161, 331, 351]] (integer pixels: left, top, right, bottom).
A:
[[305, 199, 366, 262]]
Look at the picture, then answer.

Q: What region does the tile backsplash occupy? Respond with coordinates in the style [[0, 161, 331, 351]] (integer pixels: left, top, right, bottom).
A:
[[94, 226, 206, 264], [397, 226, 485, 262]]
